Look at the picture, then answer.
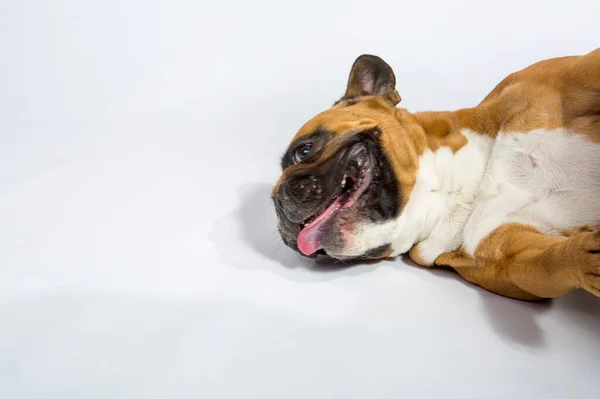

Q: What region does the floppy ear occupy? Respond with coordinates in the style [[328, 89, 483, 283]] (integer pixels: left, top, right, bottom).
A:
[[342, 54, 401, 105]]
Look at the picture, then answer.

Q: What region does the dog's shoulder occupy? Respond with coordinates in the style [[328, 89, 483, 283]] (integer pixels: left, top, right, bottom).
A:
[[562, 48, 600, 142], [478, 49, 600, 137]]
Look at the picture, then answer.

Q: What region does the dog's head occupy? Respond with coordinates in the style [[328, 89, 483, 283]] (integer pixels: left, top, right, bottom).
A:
[[272, 55, 425, 260]]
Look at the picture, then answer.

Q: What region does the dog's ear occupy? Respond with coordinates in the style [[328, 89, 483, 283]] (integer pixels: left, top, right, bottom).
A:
[[342, 54, 401, 105]]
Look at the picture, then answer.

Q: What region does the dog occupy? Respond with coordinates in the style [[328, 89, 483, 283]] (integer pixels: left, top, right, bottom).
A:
[[272, 48, 600, 300]]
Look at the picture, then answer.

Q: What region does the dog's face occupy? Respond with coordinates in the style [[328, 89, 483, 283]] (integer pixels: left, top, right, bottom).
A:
[[272, 55, 424, 260]]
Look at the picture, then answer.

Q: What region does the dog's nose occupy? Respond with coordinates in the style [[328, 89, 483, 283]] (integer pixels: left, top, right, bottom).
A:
[[274, 182, 296, 219], [273, 194, 285, 213]]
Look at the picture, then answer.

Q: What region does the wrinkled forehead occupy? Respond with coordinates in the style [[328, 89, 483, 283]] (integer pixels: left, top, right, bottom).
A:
[[291, 98, 394, 142]]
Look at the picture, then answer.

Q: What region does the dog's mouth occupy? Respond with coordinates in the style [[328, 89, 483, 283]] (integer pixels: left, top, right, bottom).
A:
[[296, 143, 373, 256]]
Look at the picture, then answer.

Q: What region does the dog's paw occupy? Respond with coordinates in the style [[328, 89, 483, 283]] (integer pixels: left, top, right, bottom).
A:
[[577, 228, 600, 297]]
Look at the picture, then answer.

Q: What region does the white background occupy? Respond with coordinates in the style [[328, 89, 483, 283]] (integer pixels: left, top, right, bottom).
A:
[[1, 1, 599, 398]]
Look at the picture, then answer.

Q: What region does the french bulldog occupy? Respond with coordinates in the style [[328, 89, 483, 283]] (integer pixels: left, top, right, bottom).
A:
[[272, 48, 600, 300]]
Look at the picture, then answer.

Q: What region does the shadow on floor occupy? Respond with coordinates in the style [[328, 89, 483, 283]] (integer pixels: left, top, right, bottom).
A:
[[396, 251, 600, 348], [211, 181, 600, 347], [209, 182, 381, 282]]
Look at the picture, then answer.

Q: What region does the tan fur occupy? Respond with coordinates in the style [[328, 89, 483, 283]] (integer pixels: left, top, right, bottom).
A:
[[436, 224, 600, 300], [433, 48, 600, 299], [279, 48, 600, 300]]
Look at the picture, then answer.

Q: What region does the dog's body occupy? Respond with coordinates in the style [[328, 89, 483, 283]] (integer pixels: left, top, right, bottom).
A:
[[273, 48, 600, 300]]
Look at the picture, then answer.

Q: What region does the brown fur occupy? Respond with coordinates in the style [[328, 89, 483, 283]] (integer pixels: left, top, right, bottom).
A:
[[436, 224, 600, 300], [279, 48, 600, 300], [431, 48, 600, 300]]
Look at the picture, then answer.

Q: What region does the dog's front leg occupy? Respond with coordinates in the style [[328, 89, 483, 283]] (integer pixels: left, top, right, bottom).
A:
[[433, 223, 600, 300]]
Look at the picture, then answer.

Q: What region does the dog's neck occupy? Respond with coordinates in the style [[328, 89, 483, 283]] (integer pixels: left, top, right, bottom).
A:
[[413, 107, 498, 145], [370, 108, 496, 264]]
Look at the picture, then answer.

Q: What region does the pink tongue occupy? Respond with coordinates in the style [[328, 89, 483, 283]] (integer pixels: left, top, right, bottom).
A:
[[297, 196, 344, 256]]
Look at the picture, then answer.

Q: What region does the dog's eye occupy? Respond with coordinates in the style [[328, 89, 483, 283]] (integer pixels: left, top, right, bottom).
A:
[[294, 143, 313, 163]]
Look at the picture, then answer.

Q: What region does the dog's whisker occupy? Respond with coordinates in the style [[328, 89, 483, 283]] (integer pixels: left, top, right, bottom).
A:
[[333, 258, 350, 266], [295, 252, 310, 264]]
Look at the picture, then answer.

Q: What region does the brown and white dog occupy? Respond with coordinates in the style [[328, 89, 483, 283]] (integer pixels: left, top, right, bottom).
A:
[[272, 48, 600, 300]]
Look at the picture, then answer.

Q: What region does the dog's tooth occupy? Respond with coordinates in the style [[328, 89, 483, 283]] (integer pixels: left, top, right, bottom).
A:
[[341, 177, 346, 188]]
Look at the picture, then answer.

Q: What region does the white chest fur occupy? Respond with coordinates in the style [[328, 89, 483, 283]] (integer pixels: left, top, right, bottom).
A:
[[356, 128, 600, 264], [387, 130, 493, 263], [355, 130, 492, 262], [463, 128, 600, 255]]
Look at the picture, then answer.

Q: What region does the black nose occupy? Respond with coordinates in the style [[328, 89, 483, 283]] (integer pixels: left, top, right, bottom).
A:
[[273, 181, 287, 210], [273, 194, 285, 213]]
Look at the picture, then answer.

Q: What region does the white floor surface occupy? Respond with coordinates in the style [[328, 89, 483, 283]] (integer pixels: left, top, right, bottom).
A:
[[1, 1, 599, 398]]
